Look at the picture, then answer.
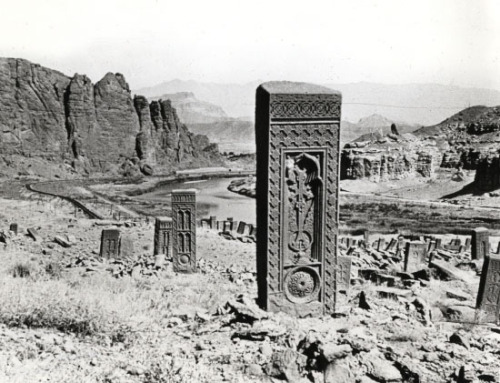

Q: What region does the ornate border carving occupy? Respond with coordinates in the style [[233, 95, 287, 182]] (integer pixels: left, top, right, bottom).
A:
[[270, 94, 341, 120], [268, 123, 339, 313]]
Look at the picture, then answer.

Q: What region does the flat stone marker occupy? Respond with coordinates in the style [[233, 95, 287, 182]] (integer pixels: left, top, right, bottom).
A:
[[404, 241, 427, 272], [336, 256, 352, 293], [377, 238, 386, 252], [476, 254, 500, 324], [232, 221, 239, 232], [154, 217, 172, 257], [9, 223, 18, 235], [386, 238, 397, 252], [172, 189, 196, 273], [249, 224, 256, 237], [255, 81, 341, 317], [237, 221, 246, 235], [363, 230, 370, 244], [472, 227, 489, 260], [243, 223, 253, 236], [210, 216, 217, 229], [435, 238, 442, 249], [120, 236, 134, 258], [27, 228, 41, 242], [223, 221, 232, 233], [100, 229, 120, 259], [427, 240, 437, 253], [451, 238, 461, 246]]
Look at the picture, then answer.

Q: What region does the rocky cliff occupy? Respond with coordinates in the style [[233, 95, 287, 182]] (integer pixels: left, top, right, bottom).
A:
[[153, 92, 228, 124], [342, 106, 500, 182], [0, 58, 221, 177]]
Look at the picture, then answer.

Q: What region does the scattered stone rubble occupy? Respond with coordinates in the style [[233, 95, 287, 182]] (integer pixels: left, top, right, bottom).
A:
[[2, 204, 500, 382]]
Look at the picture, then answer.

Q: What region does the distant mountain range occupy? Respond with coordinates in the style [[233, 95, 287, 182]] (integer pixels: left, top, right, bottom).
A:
[[154, 91, 421, 153], [341, 114, 419, 143], [150, 92, 228, 124], [136, 80, 500, 126]]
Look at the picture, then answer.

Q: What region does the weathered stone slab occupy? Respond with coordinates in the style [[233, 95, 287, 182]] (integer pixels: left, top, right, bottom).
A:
[[209, 216, 217, 229], [231, 221, 239, 232], [336, 256, 351, 293], [427, 241, 436, 253], [54, 235, 71, 248], [435, 238, 442, 249], [430, 260, 468, 282], [376, 287, 413, 299], [9, 223, 18, 235], [27, 228, 41, 242], [404, 241, 427, 273], [255, 81, 341, 317], [100, 229, 120, 259], [472, 227, 489, 260], [249, 224, 256, 237], [386, 238, 397, 252], [237, 221, 246, 235], [154, 217, 172, 257], [120, 236, 134, 258], [476, 254, 500, 324], [377, 238, 386, 252], [172, 189, 196, 273], [223, 221, 232, 233], [451, 238, 461, 246]]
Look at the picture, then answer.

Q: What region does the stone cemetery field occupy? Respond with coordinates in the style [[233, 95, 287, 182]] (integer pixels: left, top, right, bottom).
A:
[[0, 186, 499, 382]]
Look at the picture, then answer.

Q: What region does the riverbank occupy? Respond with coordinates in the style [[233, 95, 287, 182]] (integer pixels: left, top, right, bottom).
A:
[[25, 169, 255, 222]]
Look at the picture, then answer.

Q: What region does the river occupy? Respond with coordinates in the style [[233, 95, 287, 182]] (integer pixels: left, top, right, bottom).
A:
[[135, 177, 256, 223]]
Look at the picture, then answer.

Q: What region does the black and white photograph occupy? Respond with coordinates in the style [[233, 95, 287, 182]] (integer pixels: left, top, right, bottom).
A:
[[0, 0, 499, 382]]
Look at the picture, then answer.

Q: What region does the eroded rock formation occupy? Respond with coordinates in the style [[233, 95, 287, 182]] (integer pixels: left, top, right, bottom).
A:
[[342, 105, 500, 182], [0, 58, 221, 177]]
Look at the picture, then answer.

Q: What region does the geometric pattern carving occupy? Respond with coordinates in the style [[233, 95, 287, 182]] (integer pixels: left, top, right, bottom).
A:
[[476, 254, 500, 324], [100, 229, 120, 259], [171, 190, 197, 273], [256, 82, 341, 317], [269, 94, 341, 120], [336, 256, 352, 293], [154, 217, 172, 257]]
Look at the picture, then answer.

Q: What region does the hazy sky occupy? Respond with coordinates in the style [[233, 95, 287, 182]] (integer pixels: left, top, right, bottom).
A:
[[1, 0, 499, 90]]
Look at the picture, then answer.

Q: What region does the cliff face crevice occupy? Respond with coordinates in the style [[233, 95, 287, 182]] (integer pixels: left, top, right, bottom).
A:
[[0, 58, 222, 177]]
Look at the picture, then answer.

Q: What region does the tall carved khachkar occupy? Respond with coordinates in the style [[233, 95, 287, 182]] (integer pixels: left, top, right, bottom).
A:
[[476, 254, 500, 324], [154, 217, 172, 257], [172, 189, 197, 273], [255, 82, 341, 317]]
